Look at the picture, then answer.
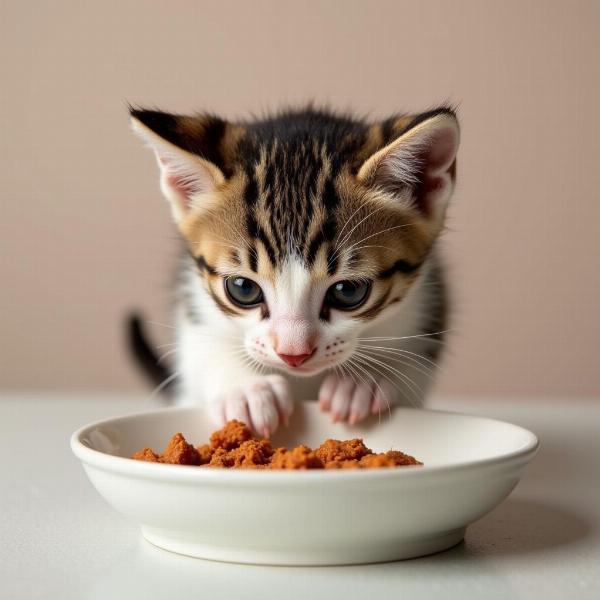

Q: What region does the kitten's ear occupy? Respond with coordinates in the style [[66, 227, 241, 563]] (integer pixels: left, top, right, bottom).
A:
[[130, 109, 227, 223], [357, 109, 460, 224]]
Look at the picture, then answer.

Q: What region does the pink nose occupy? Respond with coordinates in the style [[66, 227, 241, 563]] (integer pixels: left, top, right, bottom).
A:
[[277, 350, 315, 368]]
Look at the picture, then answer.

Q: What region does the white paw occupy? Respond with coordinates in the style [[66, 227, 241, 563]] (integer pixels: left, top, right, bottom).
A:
[[318, 375, 395, 424], [209, 375, 294, 437]]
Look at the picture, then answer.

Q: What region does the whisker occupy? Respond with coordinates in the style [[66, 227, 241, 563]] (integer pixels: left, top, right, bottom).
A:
[[332, 198, 373, 247], [349, 354, 397, 416], [146, 320, 176, 330], [342, 359, 361, 387], [157, 348, 178, 364], [358, 330, 449, 344], [346, 244, 400, 254], [146, 370, 181, 401], [353, 351, 424, 407], [346, 357, 390, 423], [358, 347, 434, 381], [357, 344, 438, 368], [335, 223, 416, 263], [358, 351, 426, 399], [329, 204, 388, 264]]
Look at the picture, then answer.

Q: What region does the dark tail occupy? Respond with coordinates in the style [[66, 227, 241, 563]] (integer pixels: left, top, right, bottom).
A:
[[126, 314, 175, 396]]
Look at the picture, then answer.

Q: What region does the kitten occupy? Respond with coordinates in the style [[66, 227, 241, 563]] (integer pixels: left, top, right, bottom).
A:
[[129, 106, 459, 436]]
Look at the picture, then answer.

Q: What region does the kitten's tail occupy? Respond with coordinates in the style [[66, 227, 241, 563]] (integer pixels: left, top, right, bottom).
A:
[[127, 314, 175, 396]]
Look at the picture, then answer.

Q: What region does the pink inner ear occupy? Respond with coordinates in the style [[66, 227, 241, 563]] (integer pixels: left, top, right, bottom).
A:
[[409, 125, 458, 217], [158, 154, 196, 197], [154, 149, 210, 214], [417, 173, 448, 217], [425, 126, 459, 173], [165, 172, 195, 198]]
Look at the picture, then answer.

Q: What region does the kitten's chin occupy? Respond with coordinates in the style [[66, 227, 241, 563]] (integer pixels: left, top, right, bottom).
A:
[[277, 364, 327, 377]]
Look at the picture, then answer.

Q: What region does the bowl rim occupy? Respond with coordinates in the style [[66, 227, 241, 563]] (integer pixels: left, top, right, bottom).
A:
[[70, 404, 539, 484]]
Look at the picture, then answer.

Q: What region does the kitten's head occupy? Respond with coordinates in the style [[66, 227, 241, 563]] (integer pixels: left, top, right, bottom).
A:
[[131, 106, 459, 376]]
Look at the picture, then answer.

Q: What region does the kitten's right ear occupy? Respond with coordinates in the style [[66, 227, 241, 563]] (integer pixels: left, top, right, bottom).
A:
[[357, 109, 460, 227], [130, 109, 226, 223]]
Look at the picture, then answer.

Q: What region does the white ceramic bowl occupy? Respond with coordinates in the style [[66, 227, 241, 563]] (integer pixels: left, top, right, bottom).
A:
[[71, 402, 538, 565]]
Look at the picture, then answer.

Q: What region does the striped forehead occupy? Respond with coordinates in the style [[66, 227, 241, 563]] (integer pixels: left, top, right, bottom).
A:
[[254, 139, 331, 198], [243, 140, 339, 269]]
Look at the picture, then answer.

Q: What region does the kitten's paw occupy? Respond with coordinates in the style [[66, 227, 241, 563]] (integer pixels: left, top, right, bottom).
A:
[[209, 375, 293, 437], [318, 375, 395, 424]]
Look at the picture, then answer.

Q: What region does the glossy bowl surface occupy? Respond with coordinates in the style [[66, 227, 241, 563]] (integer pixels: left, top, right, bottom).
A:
[[71, 402, 538, 565]]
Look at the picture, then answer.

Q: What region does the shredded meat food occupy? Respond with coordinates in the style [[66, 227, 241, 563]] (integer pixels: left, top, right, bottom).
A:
[[132, 420, 422, 469]]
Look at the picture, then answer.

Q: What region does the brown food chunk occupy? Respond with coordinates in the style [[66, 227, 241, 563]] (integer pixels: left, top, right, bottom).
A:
[[323, 459, 360, 469], [160, 432, 202, 465], [131, 421, 422, 470], [358, 453, 399, 468], [269, 445, 324, 470], [233, 439, 274, 467], [209, 439, 274, 469], [315, 438, 372, 463], [208, 447, 234, 468], [195, 443, 213, 465], [131, 447, 159, 462], [325, 451, 422, 469], [209, 420, 253, 450], [383, 450, 423, 466]]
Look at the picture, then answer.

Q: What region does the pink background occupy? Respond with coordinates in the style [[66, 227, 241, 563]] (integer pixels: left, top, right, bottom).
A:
[[1, 0, 599, 396]]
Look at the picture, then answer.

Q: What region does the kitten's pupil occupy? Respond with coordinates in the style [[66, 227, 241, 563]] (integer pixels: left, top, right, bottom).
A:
[[327, 280, 371, 310], [335, 281, 357, 299], [225, 277, 263, 307]]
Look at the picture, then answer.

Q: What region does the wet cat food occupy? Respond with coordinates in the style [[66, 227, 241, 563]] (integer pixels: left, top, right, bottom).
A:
[[132, 420, 422, 469]]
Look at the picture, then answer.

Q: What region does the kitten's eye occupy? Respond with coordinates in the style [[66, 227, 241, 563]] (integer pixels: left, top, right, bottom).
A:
[[224, 277, 264, 307], [326, 280, 371, 310]]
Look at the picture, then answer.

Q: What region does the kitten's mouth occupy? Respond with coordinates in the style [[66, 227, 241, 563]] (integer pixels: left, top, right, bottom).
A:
[[270, 352, 353, 377], [253, 356, 332, 377], [276, 363, 326, 376]]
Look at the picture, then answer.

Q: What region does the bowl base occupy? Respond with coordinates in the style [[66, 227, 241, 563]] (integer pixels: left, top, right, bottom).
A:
[[141, 526, 466, 566]]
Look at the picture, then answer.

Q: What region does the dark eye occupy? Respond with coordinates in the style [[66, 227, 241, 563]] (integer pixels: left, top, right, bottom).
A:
[[224, 277, 264, 307], [326, 280, 371, 310]]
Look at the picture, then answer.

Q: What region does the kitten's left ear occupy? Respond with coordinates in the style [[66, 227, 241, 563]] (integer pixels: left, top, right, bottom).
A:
[[357, 109, 460, 225], [130, 109, 228, 223]]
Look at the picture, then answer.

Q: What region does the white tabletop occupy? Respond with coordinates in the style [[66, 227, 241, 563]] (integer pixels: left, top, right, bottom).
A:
[[1, 394, 599, 600]]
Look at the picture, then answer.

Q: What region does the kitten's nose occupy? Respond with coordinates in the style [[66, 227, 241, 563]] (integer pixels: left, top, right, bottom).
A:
[[270, 317, 318, 367], [277, 350, 315, 368]]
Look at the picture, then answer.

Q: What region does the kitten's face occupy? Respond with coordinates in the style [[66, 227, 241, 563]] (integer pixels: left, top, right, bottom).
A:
[[179, 163, 431, 377], [131, 107, 459, 375]]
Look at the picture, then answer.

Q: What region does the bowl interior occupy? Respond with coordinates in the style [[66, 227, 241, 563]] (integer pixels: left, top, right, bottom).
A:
[[78, 402, 536, 468]]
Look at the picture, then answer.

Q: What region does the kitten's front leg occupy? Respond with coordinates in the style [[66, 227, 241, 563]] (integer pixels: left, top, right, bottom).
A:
[[210, 374, 294, 438], [177, 334, 293, 437]]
